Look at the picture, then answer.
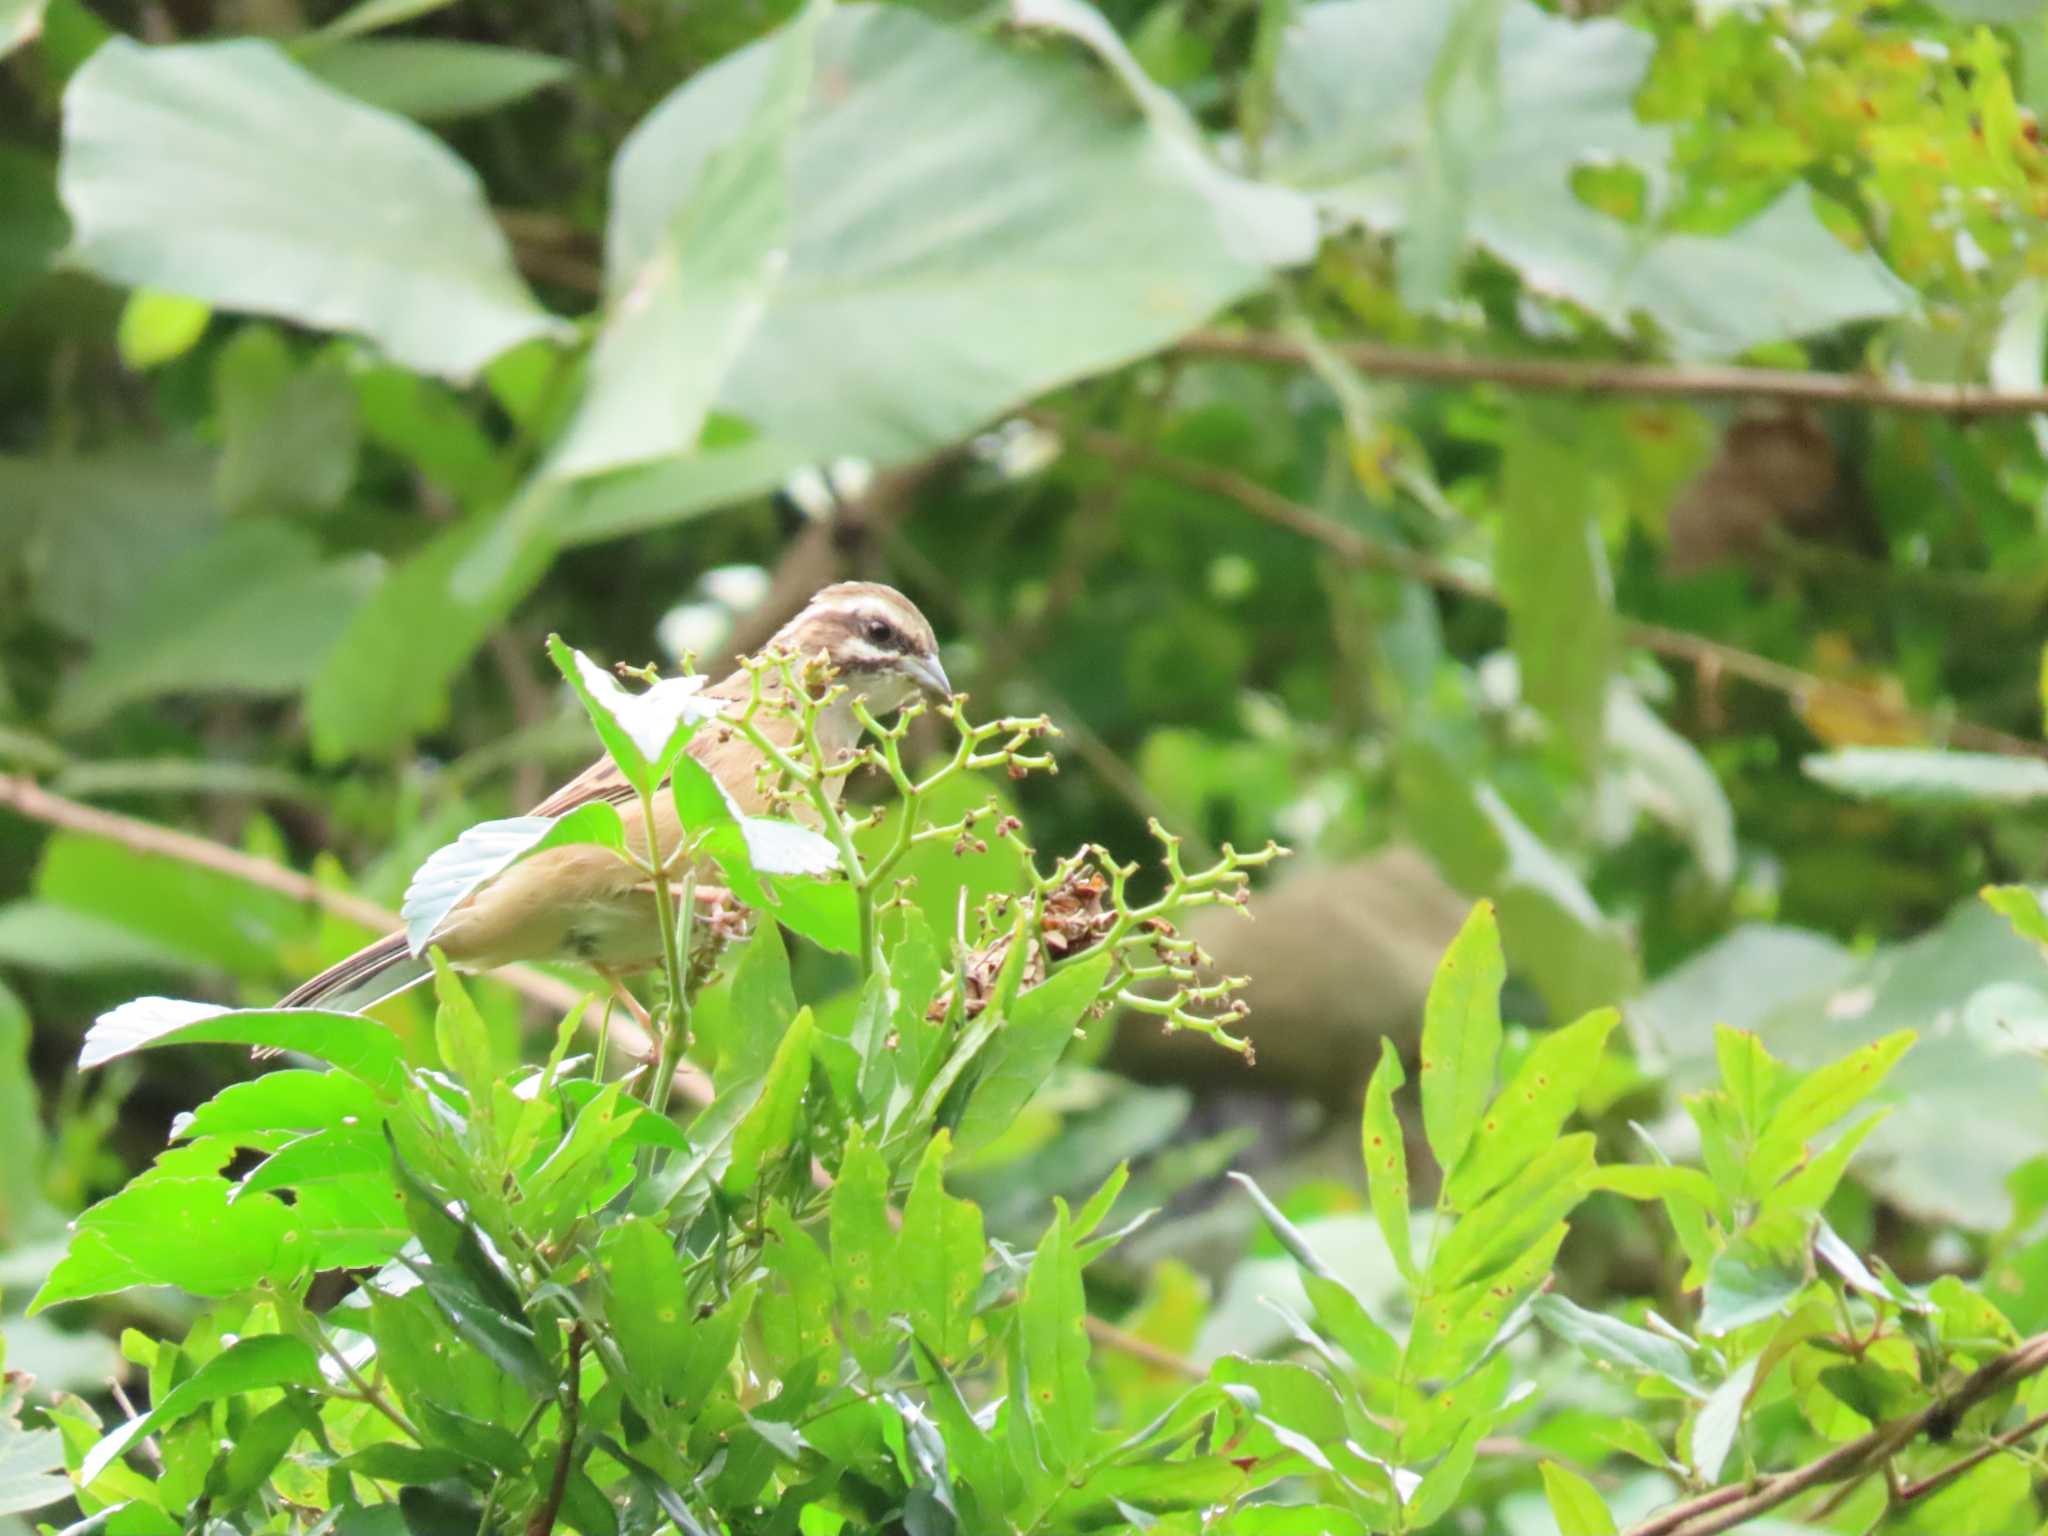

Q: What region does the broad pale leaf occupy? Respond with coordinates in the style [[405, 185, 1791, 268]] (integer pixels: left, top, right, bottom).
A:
[[549, 0, 818, 477], [558, 1, 1274, 538], [56, 521, 376, 729], [1265, 0, 1906, 356], [60, 39, 565, 378]]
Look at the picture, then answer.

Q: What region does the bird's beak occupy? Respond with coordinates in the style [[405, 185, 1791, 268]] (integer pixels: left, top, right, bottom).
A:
[[904, 653, 953, 701]]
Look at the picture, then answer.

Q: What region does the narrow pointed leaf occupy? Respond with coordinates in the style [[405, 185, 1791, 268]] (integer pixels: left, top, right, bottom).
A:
[[1419, 901, 1505, 1176]]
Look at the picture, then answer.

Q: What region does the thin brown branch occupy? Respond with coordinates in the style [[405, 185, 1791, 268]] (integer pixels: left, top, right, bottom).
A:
[[1048, 423, 2048, 762], [1892, 1405, 2048, 1506], [1626, 1333, 2048, 1536], [526, 1322, 585, 1536], [0, 772, 713, 1106], [1178, 329, 2048, 417]]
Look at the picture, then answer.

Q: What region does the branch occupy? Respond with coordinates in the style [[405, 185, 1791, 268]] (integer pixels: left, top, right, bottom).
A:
[[0, 772, 713, 1106], [1048, 423, 2048, 763], [525, 1322, 585, 1536], [1625, 1332, 2048, 1536], [1178, 329, 2048, 417]]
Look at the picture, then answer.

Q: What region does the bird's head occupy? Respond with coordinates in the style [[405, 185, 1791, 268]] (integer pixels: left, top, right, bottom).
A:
[[770, 582, 951, 711]]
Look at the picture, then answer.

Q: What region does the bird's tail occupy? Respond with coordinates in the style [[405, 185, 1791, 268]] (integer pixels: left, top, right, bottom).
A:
[[279, 933, 432, 1014]]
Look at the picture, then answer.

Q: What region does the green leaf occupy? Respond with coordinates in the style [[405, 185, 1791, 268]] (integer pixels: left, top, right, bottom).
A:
[[1405, 1419, 1484, 1530], [557, 2, 1271, 539], [1700, 1233, 1808, 1337], [1229, 1170, 1333, 1281], [299, 38, 571, 122], [1985, 884, 2048, 947], [400, 802, 629, 956], [1020, 1200, 1093, 1474], [721, 921, 798, 1085], [597, 1217, 691, 1391], [1265, 2, 1906, 356], [722, 1006, 814, 1197], [1532, 1293, 1706, 1398], [1445, 1007, 1616, 1210], [305, 506, 559, 761], [213, 325, 359, 516], [428, 952, 497, 1102], [1690, 1356, 1757, 1482], [1750, 1031, 1914, 1192], [1430, 1132, 1592, 1291], [55, 520, 378, 730], [215, 1394, 317, 1502], [830, 1126, 897, 1378], [1407, 1219, 1565, 1383], [115, 288, 209, 369], [548, 0, 818, 478], [1804, 749, 2048, 807], [59, 39, 565, 378], [32, 1165, 298, 1309], [1499, 405, 1613, 763], [903, 1130, 985, 1365], [78, 998, 406, 1093], [546, 634, 720, 795], [1715, 1025, 1783, 1136], [1360, 1038, 1415, 1282], [759, 1203, 836, 1382], [951, 952, 1111, 1153], [80, 1336, 318, 1485], [1419, 900, 1505, 1175], [0, 1397, 67, 1518], [1300, 1273, 1399, 1376], [1540, 1461, 1617, 1536]]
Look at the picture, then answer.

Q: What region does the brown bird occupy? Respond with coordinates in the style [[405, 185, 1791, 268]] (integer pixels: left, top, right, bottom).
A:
[[280, 582, 949, 1013]]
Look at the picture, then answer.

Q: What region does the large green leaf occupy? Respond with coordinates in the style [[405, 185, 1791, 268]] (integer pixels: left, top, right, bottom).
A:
[[57, 520, 378, 729], [1266, 0, 1907, 356], [902, 1130, 985, 1365], [60, 38, 565, 378], [304, 503, 560, 761], [557, 0, 1275, 538], [548, 0, 818, 479]]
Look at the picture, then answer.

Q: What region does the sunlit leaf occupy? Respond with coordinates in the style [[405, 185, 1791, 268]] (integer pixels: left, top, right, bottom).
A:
[[60, 39, 566, 377], [79, 998, 406, 1092]]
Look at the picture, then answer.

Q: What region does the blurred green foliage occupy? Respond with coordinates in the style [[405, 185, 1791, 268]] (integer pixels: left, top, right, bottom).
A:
[[14, 0, 2048, 1530]]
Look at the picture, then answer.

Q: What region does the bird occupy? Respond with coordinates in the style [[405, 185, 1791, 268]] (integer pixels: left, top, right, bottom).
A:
[[279, 582, 949, 1014]]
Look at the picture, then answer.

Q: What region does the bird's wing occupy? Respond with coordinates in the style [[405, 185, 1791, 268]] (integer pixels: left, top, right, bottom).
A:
[[526, 754, 640, 818]]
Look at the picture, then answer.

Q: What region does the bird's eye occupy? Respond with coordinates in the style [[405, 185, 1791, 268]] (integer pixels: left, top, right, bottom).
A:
[[862, 618, 894, 647]]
